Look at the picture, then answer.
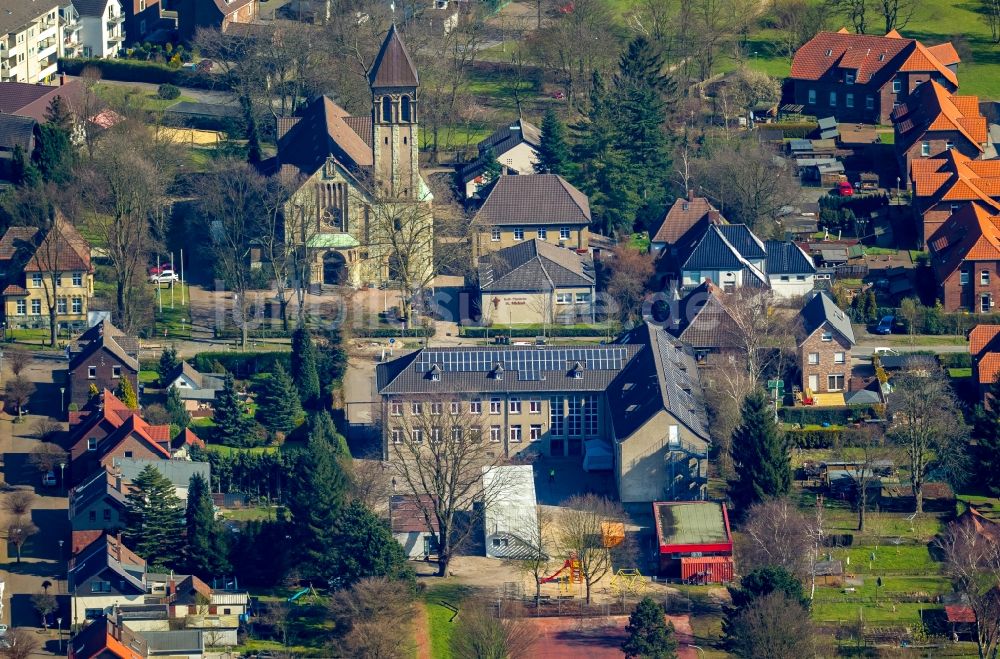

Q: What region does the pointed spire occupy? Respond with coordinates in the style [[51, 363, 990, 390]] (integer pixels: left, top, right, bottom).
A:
[[368, 24, 419, 89]]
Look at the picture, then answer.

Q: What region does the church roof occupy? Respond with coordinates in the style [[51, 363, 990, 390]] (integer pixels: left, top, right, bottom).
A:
[[369, 25, 419, 88], [277, 96, 373, 176]]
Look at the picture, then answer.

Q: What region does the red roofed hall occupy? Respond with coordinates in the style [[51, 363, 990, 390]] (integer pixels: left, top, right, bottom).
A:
[[653, 501, 733, 582], [788, 30, 959, 124]]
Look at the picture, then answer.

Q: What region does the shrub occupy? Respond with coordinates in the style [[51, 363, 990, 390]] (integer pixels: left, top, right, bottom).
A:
[[459, 326, 607, 338], [355, 326, 436, 338], [780, 405, 881, 426], [938, 352, 972, 369], [769, 121, 818, 138], [58, 57, 225, 90], [157, 83, 180, 100], [786, 427, 842, 449], [191, 351, 291, 378]]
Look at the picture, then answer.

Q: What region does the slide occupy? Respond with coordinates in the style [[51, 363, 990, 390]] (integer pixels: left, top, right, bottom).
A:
[[539, 555, 582, 584]]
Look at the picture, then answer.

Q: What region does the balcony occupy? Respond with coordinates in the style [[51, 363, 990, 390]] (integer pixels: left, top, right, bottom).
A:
[[37, 38, 58, 60], [63, 21, 81, 36], [38, 61, 58, 82], [107, 31, 124, 44], [37, 22, 58, 41], [107, 14, 125, 29]]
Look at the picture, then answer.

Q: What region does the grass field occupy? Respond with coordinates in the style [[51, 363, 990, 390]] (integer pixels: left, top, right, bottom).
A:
[[422, 583, 471, 659], [94, 83, 195, 112]]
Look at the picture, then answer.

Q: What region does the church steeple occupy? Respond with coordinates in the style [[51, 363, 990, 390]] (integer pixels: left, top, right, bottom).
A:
[[369, 25, 420, 199]]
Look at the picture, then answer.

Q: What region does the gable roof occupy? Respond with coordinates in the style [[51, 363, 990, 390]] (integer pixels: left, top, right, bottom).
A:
[[69, 534, 146, 594], [892, 81, 986, 154], [652, 197, 724, 245], [0, 80, 84, 123], [928, 204, 1000, 282], [277, 96, 373, 176], [791, 30, 958, 88], [910, 151, 1000, 212], [0, 1, 61, 35], [111, 457, 210, 489], [169, 362, 224, 391], [70, 320, 140, 372], [799, 290, 856, 345], [471, 174, 591, 227], [98, 415, 173, 460], [70, 468, 128, 519], [390, 494, 439, 534], [682, 224, 768, 287], [69, 614, 148, 659], [16, 216, 93, 273], [368, 25, 419, 88], [478, 118, 541, 155], [667, 281, 744, 350], [970, 324, 1000, 356], [72, 0, 113, 16], [765, 240, 816, 274], [478, 239, 594, 292]]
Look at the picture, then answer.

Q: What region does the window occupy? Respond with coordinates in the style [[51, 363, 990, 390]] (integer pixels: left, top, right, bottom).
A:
[[123, 451, 132, 458], [668, 424, 679, 447], [381, 96, 392, 122], [411, 401, 423, 415], [846, 93, 854, 108], [984, 294, 993, 313], [866, 95, 874, 110], [430, 402, 442, 415], [845, 71, 855, 85], [513, 228, 524, 241], [112, 366, 121, 378], [808, 352, 819, 365], [538, 228, 547, 240], [139, 19, 145, 33], [827, 374, 845, 391], [31, 299, 40, 315], [87, 366, 97, 379], [72, 272, 82, 286], [961, 269, 970, 285], [88, 510, 96, 522], [471, 399, 482, 414], [72, 297, 82, 313], [946, 141, 954, 151], [584, 394, 598, 436], [85, 608, 103, 620], [555, 293, 572, 304], [490, 397, 501, 414], [834, 352, 846, 364], [829, 91, 836, 106], [103, 509, 111, 521], [91, 581, 111, 593], [431, 427, 442, 443], [893, 79, 902, 93], [491, 228, 501, 242], [567, 396, 582, 436], [391, 428, 403, 444], [509, 398, 521, 413], [575, 292, 591, 304], [550, 396, 563, 436], [139, 0, 146, 9], [57, 298, 67, 314], [56, 276, 62, 287], [797, 275, 806, 281], [780, 275, 790, 282], [529, 399, 542, 414], [15, 299, 25, 316], [530, 424, 542, 441], [470, 426, 483, 442], [390, 401, 403, 416], [921, 141, 931, 157], [560, 227, 571, 240], [411, 428, 423, 443], [400, 95, 411, 122], [808, 89, 816, 104], [821, 332, 833, 342], [87, 438, 97, 451], [510, 425, 522, 442], [490, 425, 501, 442], [450, 426, 463, 442], [31, 273, 42, 287], [983, 270, 991, 286], [450, 401, 460, 415]]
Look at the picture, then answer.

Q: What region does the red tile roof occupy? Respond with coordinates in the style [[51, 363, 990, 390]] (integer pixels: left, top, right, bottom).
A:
[[928, 205, 1000, 283], [910, 151, 1000, 213], [791, 30, 957, 87], [945, 604, 977, 624], [2, 285, 28, 296], [651, 197, 724, 245], [893, 81, 986, 155], [970, 324, 1000, 356], [0, 80, 84, 123], [978, 353, 1000, 384]]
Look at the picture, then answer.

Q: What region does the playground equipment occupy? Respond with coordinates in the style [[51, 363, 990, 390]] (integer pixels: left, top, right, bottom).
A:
[[287, 585, 319, 603], [539, 554, 582, 587], [601, 522, 625, 548], [610, 568, 646, 598]]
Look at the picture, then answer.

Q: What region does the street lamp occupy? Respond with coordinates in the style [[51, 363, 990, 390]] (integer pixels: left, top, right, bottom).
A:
[[60, 386, 65, 416], [59, 462, 66, 491], [56, 617, 63, 652]]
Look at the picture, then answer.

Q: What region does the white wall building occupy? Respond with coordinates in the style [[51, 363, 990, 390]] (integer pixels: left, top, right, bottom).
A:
[[74, 0, 124, 59], [0, 1, 66, 83]]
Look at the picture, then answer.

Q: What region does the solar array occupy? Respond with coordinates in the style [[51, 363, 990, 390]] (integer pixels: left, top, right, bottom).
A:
[[415, 348, 629, 373]]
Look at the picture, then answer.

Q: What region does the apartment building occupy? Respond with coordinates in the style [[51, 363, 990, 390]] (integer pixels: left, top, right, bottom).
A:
[[0, 0, 79, 84], [74, 0, 124, 58]]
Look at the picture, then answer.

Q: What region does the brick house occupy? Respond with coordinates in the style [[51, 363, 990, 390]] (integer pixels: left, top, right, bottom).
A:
[[892, 81, 988, 190], [69, 413, 172, 486], [969, 324, 1000, 404], [928, 204, 1000, 313], [910, 151, 1000, 247], [797, 291, 856, 395], [121, 0, 160, 43], [66, 319, 139, 413], [788, 29, 958, 125], [177, 0, 258, 43]]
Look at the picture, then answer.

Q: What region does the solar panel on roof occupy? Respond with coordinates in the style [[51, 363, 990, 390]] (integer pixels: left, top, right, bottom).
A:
[[415, 347, 628, 373]]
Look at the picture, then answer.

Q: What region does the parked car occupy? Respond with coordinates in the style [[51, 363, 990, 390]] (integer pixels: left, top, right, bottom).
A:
[[874, 315, 895, 335], [148, 265, 170, 275], [836, 181, 854, 197], [149, 270, 179, 284], [42, 471, 56, 487], [871, 347, 899, 356]]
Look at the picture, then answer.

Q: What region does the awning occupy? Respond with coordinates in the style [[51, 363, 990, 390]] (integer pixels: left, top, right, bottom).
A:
[[583, 439, 612, 472]]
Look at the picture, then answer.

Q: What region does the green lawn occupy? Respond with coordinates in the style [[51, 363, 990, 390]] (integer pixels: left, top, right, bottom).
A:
[[422, 583, 471, 659], [420, 125, 493, 151], [138, 370, 159, 385], [203, 444, 278, 456], [812, 600, 941, 624], [151, 285, 192, 339], [221, 506, 276, 521], [949, 367, 972, 378], [93, 83, 195, 112]]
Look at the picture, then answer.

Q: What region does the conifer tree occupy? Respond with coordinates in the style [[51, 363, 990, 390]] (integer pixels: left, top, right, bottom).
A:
[[124, 465, 185, 569], [975, 381, 1000, 495], [10, 146, 41, 187], [159, 347, 180, 385], [165, 385, 191, 428], [33, 123, 73, 184], [184, 474, 230, 579], [307, 409, 350, 457], [257, 362, 302, 434], [477, 148, 503, 196], [331, 500, 412, 586], [622, 597, 678, 659], [213, 373, 252, 446], [534, 109, 570, 176], [291, 329, 321, 409], [729, 389, 791, 512], [118, 376, 138, 409], [287, 431, 348, 582]]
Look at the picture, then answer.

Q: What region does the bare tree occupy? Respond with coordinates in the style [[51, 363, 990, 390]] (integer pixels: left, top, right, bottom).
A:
[[28, 443, 68, 478], [725, 591, 816, 658], [888, 368, 968, 514], [15, 211, 80, 347], [30, 593, 56, 629], [1, 628, 41, 659], [607, 245, 654, 325], [330, 577, 415, 659], [6, 350, 31, 379], [982, 0, 1000, 43], [836, 427, 895, 531], [450, 598, 539, 659], [876, 0, 920, 32], [508, 506, 554, 606], [5, 377, 35, 419], [718, 288, 793, 388], [249, 168, 299, 330], [829, 0, 871, 34], [558, 494, 632, 604], [7, 521, 38, 563], [937, 513, 1000, 659], [773, 0, 829, 57], [2, 491, 35, 521], [737, 498, 816, 581], [388, 396, 510, 576], [347, 459, 394, 512]]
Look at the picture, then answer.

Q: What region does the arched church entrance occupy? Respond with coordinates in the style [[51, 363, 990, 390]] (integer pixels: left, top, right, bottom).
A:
[[323, 250, 348, 286]]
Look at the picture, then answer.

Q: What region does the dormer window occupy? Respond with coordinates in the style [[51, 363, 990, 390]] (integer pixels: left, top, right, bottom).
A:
[[879, 52, 886, 62], [845, 72, 855, 85], [428, 364, 441, 381], [491, 364, 504, 380], [570, 361, 584, 379], [825, 49, 833, 56]]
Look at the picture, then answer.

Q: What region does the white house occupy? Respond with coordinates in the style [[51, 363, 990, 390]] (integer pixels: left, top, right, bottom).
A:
[[73, 0, 123, 59], [483, 465, 538, 559], [460, 119, 541, 198], [390, 494, 439, 559], [764, 240, 818, 298], [166, 362, 225, 412]]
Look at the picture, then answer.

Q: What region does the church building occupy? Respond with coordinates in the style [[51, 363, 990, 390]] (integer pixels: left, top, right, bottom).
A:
[[273, 26, 434, 289]]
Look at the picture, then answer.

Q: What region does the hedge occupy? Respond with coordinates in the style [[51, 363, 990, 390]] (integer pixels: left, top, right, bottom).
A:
[[191, 351, 291, 378], [58, 58, 227, 90], [938, 352, 972, 369], [780, 405, 881, 426], [769, 121, 819, 138], [354, 326, 435, 338], [459, 326, 609, 338], [786, 427, 844, 449]]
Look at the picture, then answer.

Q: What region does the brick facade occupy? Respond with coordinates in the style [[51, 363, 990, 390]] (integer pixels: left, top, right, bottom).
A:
[[898, 134, 981, 190], [939, 261, 1000, 312], [790, 72, 951, 125], [67, 345, 138, 411], [798, 326, 853, 394]]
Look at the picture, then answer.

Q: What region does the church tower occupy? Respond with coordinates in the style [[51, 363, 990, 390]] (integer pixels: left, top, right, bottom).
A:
[[369, 25, 420, 200]]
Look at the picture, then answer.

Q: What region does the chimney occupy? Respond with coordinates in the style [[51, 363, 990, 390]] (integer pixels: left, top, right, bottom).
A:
[[708, 209, 720, 224], [687, 189, 695, 202], [59, 74, 66, 86]]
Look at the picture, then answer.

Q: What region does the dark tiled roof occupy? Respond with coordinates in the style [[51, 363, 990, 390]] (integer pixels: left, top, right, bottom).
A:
[[479, 239, 594, 292], [472, 174, 590, 227], [142, 630, 204, 654], [70, 469, 127, 520], [368, 25, 419, 88], [610, 323, 709, 441], [20, 218, 92, 273], [0, 114, 36, 152], [72, 0, 112, 17], [70, 615, 148, 659], [666, 282, 743, 350], [0, 0, 60, 36], [764, 240, 816, 274], [718, 225, 766, 260], [277, 96, 373, 176], [70, 323, 140, 372], [69, 535, 146, 594], [478, 118, 541, 154], [651, 197, 723, 245], [683, 225, 746, 270], [390, 494, 439, 533], [799, 290, 856, 345], [0, 80, 84, 123], [343, 115, 373, 149], [0, 227, 37, 260]]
